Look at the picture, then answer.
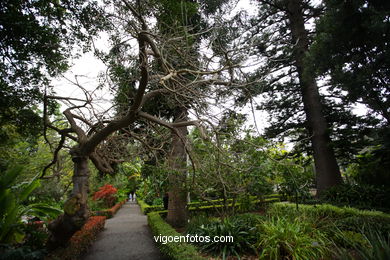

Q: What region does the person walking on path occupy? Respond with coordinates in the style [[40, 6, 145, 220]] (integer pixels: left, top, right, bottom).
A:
[[129, 190, 136, 201]]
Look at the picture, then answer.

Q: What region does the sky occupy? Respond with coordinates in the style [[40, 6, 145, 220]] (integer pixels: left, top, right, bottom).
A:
[[52, 41, 108, 110]]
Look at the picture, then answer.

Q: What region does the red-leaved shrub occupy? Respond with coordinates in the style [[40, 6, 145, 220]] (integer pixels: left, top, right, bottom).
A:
[[93, 184, 118, 208], [51, 216, 106, 259]]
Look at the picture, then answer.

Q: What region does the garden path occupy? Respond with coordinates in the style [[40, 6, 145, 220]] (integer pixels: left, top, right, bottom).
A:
[[83, 201, 166, 260]]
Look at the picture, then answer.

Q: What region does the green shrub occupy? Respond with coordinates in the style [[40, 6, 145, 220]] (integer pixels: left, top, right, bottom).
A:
[[152, 198, 163, 206], [189, 194, 281, 209], [88, 198, 104, 212], [267, 202, 390, 247], [268, 202, 390, 222], [139, 197, 280, 216], [335, 231, 390, 260], [346, 138, 390, 188], [137, 199, 164, 214], [257, 217, 329, 259], [22, 223, 49, 251], [138, 199, 149, 214], [185, 214, 216, 235], [147, 212, 205, 260], [331, 230, 370, 249], [188, 197, 279, 216], [93, 200, 126, 219], [116, 188, 130, 203], [228, 213, 265, 227], [355, 232, 390, 260], [236, 194, 256, 212], [0, 166, 62, 244], [334, 215, 390, 237], [320, 183, 390, 211], [188, 216, 257, 259], [0, 245, 46, 260]]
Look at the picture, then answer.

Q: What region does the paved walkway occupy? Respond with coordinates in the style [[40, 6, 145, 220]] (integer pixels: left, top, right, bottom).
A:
[[83, 201, 166, 260]]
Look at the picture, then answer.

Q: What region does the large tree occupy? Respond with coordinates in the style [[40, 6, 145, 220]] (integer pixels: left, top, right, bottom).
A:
[[108, 0, 236, 227], [45, 0, 240, 246], [237, 0, 342, 193], [155, 0, 201, 227]]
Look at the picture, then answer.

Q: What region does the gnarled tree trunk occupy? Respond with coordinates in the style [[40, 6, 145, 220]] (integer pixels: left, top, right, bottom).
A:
[[47, 149, 90, 249]]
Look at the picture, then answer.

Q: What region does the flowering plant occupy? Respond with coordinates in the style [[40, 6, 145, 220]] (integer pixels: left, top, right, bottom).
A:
[[93, 184, 118, 208]]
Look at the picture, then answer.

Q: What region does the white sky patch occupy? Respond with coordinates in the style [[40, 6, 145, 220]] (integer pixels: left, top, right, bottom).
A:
[[52, 33, 112, 113], [352, 103, 369, 117]]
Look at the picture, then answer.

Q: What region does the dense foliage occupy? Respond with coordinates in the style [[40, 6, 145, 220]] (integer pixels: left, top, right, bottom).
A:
[[1, 0, 389, 258], [0, 166, 62, 244], [310, 0, 390, 124], [185, 203, 390, 259]]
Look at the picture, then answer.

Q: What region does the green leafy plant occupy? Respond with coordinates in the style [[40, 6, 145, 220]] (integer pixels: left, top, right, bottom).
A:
[[0, 166, 62, 244], [332, 230, 370, 249], [356, 231, 390, 260], [116, 188, 130, 203], [185, 214, 215, 235], [320, 183, 390, 211], [236, 194, 255, 212], [335, 231, 390, 260], [188, 216, 257, 259], [267, 202, 390, 222], [22, 223, 49, 251], [228, 213, 265, 227], [152, 198, 163, 206], [94, 201, 125, 219], [256, 217, 329, 260], [334, 215, 390, 238], [0, 244, 46, 260]]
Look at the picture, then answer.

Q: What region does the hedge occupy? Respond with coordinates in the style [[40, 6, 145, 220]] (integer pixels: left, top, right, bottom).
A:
[[93, 200, 126, 218], [189, 194, 281, 208], [50, 216, 106, 260], [269, 202, 390, 220], [138, 199, 164, 214], [188, 197, 280, 215], [147, 212, 205, 260], [141, 198, 281, 219], [139, 194, 281, 215]]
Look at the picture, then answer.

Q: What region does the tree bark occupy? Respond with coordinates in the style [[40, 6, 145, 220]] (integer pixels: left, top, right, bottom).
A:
[[47, 149, 90, 249], [286, 0, 342, 194], [166, 107, 189, 227]]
